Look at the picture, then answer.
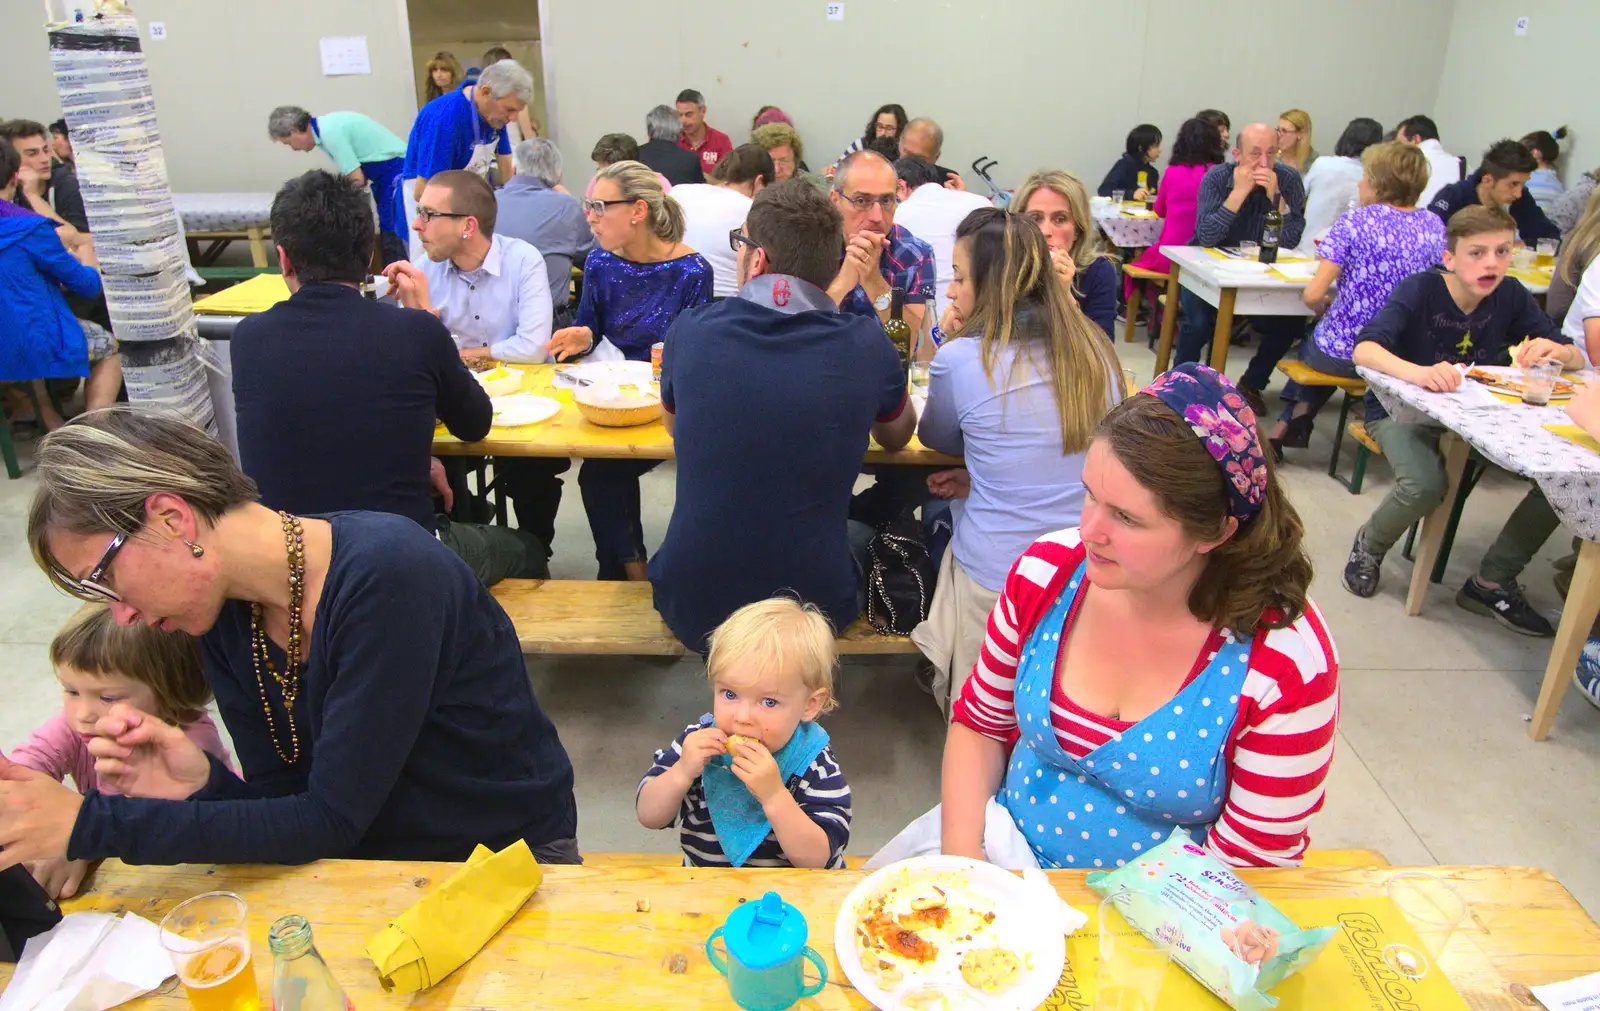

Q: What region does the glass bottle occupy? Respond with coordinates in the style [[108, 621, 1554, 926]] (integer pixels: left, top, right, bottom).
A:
[[882, 286, 912, 378], [269, 915, 355, 1011], [1259, 205, 1282, 264]]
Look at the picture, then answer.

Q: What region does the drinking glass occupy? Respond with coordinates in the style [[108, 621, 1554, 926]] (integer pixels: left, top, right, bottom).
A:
[[1121, 368, 1138, 398], [1237, 241, 1260, 260], [908, 361, 930, 394], [1386, 872, 1467, 962], [1512, 246, 1537, 270], [159, 892, 261, 1011], [1521, 359, 1562, 406], [1111, 189, 1126, 206], [1096, 892, 1180, 1011], [1536, 238, 1559, 269], [1381, 942, 1431, 981]]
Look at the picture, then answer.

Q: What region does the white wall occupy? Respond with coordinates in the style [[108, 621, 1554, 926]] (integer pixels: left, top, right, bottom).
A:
[[1434, 0, 1598, 178], [2, 0, 416, 193], [542, 0, 1454, 193]]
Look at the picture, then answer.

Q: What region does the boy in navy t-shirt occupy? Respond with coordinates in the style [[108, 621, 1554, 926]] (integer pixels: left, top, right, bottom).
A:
[[1344, 206, 1582, 635]]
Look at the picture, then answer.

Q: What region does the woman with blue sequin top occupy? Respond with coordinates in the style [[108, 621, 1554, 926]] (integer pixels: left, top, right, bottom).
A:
[[547, 161, 713, 579]]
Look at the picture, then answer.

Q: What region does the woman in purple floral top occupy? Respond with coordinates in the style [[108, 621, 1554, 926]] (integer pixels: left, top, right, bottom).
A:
[[1272, 142, 1446, 454]]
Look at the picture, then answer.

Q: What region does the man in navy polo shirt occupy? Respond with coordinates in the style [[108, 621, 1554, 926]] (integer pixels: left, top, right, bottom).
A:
[[400, 59, 532, 260], [649, 180, 917, 652], [825, 150, 935, 339]]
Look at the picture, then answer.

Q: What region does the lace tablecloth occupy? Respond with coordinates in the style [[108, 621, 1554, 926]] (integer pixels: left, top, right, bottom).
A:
[[172, 192, 274, 233], [1092, 203, 1164, 248], [1361, 368, 1600, 541]]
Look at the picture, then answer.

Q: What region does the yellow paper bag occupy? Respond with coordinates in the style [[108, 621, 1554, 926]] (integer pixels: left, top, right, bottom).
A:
[[365, 840, 544, 992]]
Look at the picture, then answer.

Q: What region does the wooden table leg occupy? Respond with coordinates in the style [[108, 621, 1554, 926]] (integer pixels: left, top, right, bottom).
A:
[[1154, 266, 1182, 374], [1530, 538, 1600, 741], [1124, 280, 1143, 344], [246, 227, 268, 268], [1405, 433, 1471, 616], [1207, 287, 1237, 373]]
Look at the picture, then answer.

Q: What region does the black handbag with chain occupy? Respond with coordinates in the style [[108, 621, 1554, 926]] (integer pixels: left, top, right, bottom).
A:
[[865, 509, 933, 636]]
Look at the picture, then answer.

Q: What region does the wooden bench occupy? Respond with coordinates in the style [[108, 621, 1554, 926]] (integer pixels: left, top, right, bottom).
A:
[[1123, 264, 1171, 348], [580, 849, 1390, 869], [489, 579, 917, 656], [1274, 361, 1371, 492]]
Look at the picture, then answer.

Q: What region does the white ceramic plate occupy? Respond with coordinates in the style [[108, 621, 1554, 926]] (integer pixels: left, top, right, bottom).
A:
[[489, 394, 561, 428], [834, 856, 1066, 1011]]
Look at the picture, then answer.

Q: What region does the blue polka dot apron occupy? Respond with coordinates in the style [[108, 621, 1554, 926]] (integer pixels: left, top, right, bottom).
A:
[[1001, 560, 1251, 869]]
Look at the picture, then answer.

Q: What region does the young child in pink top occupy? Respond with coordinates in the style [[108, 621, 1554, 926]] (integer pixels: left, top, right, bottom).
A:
[[6, 605, 235, 898]]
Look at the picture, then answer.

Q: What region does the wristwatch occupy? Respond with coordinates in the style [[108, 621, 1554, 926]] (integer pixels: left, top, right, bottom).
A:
[[873, 291, 891, 311]]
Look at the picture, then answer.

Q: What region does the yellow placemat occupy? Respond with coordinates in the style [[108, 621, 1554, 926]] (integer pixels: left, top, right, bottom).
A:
[[192, 273, 290, 315], [1545, 424, 1600, 453], [1508, 265, 1555, 287], [1202, 246, 1315, 265], [1040, 897, 1469, 1011]]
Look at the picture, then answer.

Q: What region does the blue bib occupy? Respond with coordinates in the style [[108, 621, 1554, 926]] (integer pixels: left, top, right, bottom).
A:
[[701, 716, 830, 868], [1002, 560, 1251, 869]]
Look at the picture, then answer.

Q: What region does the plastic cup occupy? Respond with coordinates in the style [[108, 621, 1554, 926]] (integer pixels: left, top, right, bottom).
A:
[[1237, 241, 1260, 261], [1096, 892, 1179, 1011], [1521, 359, 1562, 406], [1111, 189, 1126, 206], [1386, 872, 1466, 960], [158, 892, 261, 1011], [908, 362, 930, 394], [1536, 238, 1559, 269], [1381, 942, 1431, 981], [1512, 246, 1537, 270], [1121, 368, 1138, 399]]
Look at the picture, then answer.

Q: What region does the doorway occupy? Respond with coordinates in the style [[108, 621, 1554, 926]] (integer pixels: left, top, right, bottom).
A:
[[406, 0, 548, 136]]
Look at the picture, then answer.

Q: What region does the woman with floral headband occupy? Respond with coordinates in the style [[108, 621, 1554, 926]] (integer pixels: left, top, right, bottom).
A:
[[939, 364, 1339, 870]]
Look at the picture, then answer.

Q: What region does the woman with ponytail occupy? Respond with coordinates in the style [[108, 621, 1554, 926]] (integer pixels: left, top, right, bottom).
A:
[[912, 208, 1126, 713], [546, 160, 712, 580], [1522, 127, 1570, 212], [938, 363, 1340, 870]]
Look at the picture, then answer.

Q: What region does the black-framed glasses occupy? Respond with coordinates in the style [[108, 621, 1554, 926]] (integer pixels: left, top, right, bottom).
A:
[[77, 531, 129, 602], [582, 198, 635, 216], [415, 207, 470, 223], [839, 191, 898, 212], [729, 228, 758, 253]]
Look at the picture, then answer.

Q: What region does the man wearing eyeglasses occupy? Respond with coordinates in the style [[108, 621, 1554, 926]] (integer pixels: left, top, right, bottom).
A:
[[826, 150, 936, 337], [649, 180, 916, 652]]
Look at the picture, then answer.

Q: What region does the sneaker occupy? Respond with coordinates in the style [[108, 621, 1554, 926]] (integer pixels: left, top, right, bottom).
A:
[[1573, 640, 1600, 711], [1342, 530, 1383, 598], [1455, 577, 1555, 637]]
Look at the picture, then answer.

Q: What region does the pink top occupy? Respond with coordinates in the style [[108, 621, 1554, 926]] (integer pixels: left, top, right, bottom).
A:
[[1132, 162, 1215, 276], [8, 710, 237, 796]]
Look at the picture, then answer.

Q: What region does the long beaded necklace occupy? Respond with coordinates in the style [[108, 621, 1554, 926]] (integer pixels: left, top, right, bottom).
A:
[[251, 511, 307, 766]]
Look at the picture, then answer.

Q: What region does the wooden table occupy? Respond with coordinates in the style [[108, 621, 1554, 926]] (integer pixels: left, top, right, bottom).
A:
[[1361, 368, 1600, 740], [1152, 246, 1315, 377], [9, 860, 1596, 1009], [433, 364, 961, 465]]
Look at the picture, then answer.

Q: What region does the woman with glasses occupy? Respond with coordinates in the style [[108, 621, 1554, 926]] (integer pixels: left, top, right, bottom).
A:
[[548, 161, 713, 581], [834, 103, 908, 169], [912, 208, 1125, 715], [1277, 109, 1318, 177], [1012, 170, 1120, 338], [0, 408, 579, 872]]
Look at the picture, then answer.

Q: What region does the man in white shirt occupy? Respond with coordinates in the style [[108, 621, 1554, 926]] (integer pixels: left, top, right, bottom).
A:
[[671, 145, 772, 298], [891, 155, 989, 325], [1397, 114, 1462, 209], [386, 169, 553, 364]]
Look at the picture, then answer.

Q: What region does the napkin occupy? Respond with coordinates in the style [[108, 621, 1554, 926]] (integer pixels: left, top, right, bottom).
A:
[[0, 912, 172, 1011], [365, 840, 544, 993], [1545, 424, 1600, 453]]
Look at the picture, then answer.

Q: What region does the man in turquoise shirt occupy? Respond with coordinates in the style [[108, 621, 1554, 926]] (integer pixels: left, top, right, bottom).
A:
[[270, 106, 407, 263]]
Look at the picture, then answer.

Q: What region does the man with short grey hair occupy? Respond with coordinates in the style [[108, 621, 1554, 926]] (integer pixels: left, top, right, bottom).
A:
[[401, 59, 533, 260], [638, 104, 704, 186], [497, 138, 594, 323], [898, 116, 964, 190], [676, 87, 733, 179], [268, 105, 408, 263]]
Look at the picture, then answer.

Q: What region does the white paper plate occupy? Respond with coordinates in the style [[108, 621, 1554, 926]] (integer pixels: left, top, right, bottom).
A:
[[834, 856, 1066, 1011], [553, 360, 654, 388], [489, 394, 561, 428]]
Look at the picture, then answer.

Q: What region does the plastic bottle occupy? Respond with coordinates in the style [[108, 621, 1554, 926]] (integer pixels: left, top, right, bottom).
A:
[[269, 915, 355, 1011]]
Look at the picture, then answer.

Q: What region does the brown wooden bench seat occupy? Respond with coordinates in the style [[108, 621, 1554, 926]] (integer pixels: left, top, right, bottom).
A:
[[489, 579, 917, 656]]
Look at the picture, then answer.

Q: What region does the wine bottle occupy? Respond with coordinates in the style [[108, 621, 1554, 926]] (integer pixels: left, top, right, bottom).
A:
[[883, 286, 912, 377], [1260, 205, 1282, 264]]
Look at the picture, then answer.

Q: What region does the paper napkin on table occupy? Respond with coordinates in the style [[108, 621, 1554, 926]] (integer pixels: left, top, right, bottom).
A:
[[1545, 423, 1600, 453], [0, 912, 172, 1011], [365, 840, 544, 993]]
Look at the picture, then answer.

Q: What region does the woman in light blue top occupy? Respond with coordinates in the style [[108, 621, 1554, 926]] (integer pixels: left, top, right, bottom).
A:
[[912, 208, 1125, 714]]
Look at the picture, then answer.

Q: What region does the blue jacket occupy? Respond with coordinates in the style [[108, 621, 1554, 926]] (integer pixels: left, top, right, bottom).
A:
[[1427, 170, 1560, 243], [0, 212, 101, 381]]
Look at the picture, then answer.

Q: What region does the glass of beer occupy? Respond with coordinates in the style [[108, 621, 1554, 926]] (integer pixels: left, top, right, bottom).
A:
[[160, 892, 261, 1011], [1536, 238, 1559, 269]]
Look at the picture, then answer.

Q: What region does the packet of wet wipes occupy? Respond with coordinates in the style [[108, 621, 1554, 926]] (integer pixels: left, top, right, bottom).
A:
[[1086, 827, 1337, 1011]]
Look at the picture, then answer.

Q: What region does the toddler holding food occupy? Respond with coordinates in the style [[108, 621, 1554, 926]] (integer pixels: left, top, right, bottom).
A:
[[636, 598, 851, 868], [5, 605, 235, 897]]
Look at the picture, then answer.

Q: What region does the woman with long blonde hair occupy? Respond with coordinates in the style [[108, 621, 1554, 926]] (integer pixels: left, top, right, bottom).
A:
[[546, 160, 712, 580], [1011, 170, 1120, 337], [1550, 185, 1600, 325], [422, 51, 462, 103], [1277, 109, 1318, 175], [912, 207, 1126, 713]]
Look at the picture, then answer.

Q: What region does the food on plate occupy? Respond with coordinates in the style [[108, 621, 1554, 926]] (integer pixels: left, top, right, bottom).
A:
[[1467, 368, 1577, 397], [958, 947, 1021, 992], [854, 874, 1009, 992], [466, 358, 503, 373], [1087, 828, 1336, 1011]]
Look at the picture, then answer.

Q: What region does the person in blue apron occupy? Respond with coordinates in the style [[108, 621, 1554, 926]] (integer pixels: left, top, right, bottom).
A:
[[268, 106, 408, 265], [939, 364, 1340, 870], [400, 60, 533, 263]]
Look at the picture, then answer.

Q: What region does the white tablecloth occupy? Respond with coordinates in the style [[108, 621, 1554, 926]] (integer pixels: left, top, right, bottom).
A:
[[1092, 203, 1164, 248], [1361, 368, 1600, 541], [172, 192, 274, 233]]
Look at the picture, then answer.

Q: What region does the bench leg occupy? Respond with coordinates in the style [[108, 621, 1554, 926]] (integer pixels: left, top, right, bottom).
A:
[[1154, 267, 1182, 375], [1348, 444, 1368, 494], [1327, 393, 1353, 478], [0, 416, 20, 479], [246, 227, 268, 268], [1124, 280, 1143, 344], [1530, 538, 1600, 740]]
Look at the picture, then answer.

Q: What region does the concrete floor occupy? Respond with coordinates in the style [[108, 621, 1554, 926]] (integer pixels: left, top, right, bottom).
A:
[[4, 330, 1599, 916]]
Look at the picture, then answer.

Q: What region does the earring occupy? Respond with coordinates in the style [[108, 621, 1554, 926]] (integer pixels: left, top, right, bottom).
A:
[[187, 540, 205, 558]]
